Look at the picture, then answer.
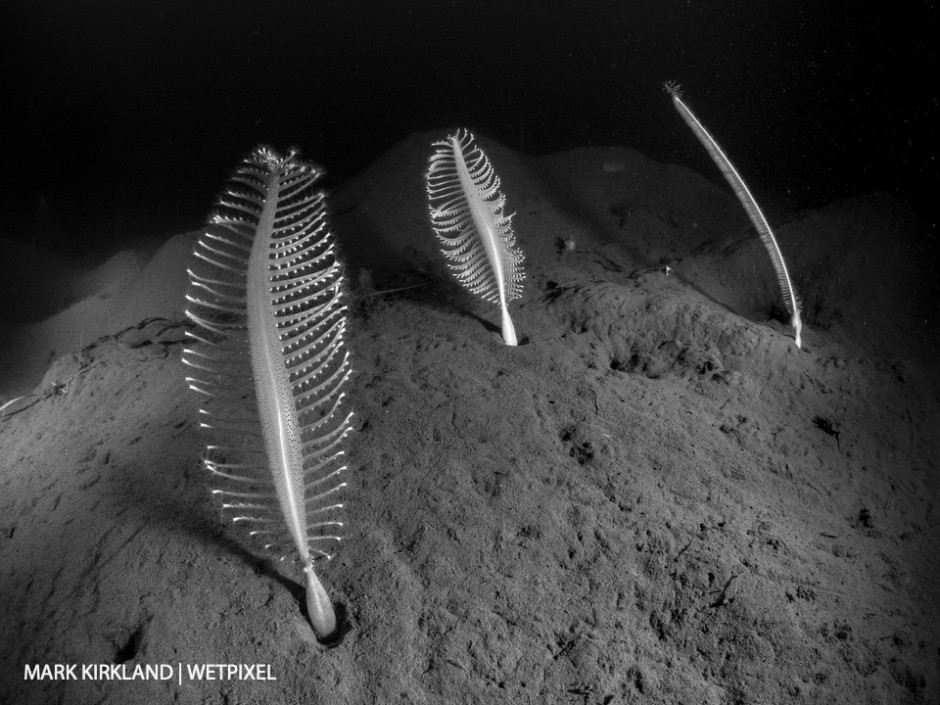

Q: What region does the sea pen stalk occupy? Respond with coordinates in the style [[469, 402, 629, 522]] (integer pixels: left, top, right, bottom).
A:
[[665, 82, 803, 349]]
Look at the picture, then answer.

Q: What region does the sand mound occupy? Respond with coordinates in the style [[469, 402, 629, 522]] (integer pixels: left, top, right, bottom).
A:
[[0, 232, 196, 400]]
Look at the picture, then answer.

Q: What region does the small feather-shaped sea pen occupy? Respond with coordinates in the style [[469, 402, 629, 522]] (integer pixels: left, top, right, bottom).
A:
[[664, 81, 803, 349], [427, 129, 525, 345], [183, 146, 353, 642]]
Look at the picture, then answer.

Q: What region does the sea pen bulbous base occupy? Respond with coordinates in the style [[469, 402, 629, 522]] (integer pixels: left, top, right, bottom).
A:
[[501, 307, 518, 346], [305, 565, 337, 643], [793, 319, 803, 350]]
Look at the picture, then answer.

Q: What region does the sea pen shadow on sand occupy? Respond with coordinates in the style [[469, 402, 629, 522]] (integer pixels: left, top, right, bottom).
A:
[[112, 431, 353, 644], [67, 339, 356, 643], [357, 266, 515, 344], [421, 278, 537, 346]]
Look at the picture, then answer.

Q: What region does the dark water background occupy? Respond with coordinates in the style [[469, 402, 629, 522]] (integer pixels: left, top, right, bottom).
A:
[[3, 0, 936, 257]]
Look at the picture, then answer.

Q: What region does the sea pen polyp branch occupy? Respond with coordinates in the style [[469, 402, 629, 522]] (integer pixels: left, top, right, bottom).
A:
[[427, 129, 525, 345], [183, 146, 353, 642]]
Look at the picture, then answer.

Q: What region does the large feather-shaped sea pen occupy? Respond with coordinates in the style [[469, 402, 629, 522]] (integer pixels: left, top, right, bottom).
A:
[[427, 129, 525, 345], [183, 146, 353, 642], [664, 82, 803, 349]]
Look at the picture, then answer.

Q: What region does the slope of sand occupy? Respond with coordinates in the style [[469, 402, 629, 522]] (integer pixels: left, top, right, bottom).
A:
[[0, 233, 196, 400], [1, 133, 938, 704]]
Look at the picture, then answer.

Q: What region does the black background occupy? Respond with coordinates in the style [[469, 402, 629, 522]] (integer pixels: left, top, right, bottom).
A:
[[4, 0, 936, 257]]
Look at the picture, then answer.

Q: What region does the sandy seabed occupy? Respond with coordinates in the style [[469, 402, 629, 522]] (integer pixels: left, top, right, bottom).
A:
[[1, 132, 938, 704]]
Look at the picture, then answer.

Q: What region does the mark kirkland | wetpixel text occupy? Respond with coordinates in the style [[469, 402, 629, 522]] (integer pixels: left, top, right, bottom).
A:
[[24, 663, 277, 682]]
